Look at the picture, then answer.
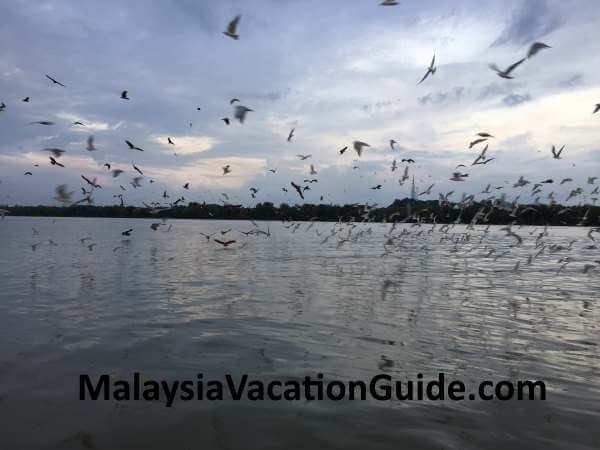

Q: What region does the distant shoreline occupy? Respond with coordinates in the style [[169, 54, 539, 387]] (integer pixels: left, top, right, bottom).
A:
[[2, 199, 598, 226]]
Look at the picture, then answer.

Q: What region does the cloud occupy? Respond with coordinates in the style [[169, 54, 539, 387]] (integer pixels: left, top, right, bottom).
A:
[[502, 93, 532, 106], [151, 135, 219, 156], [491, 0, 563, 48]]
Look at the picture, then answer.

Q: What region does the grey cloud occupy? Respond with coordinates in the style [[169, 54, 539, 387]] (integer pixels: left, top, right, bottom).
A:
[[418, 86, 465, 106], [491, 0, 563, 47], [559, 74, 584, 88], [502, 93, 532, 106]]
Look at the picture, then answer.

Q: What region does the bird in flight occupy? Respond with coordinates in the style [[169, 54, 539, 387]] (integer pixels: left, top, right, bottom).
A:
[[214, 239, 236, 247], [120, 90, 129, 100], [132, 164, 143, 175], [121, 229, 133, 236], [234, 105, 253, 123], [309, 164, 317, 175], [380, 0, 399, 5], [551, 145, 565, 159], [22, 97, 30, 102], [111, 169, 123, 178], [86, 135, 96, 151], [125, 140, 144, 151], [168, 137, 175, 145], [371, 185, 382, 190], [469, 138, 487, 148], [45, 74, 65, 87], [54, 184, 73, 203], [489, 58, 526, 79], [222, 117, 230, 125], [183, 182, 190, 190], [527, 42, 551, 59], [72, 121, 85, 126], [450, 172, 468, 181], [30, 121, 54, 125], [49, 157, 64, 167], [290, 182, 305, 199], [353, 141, 370, 157], [593, 104, 600, 114], [297, 154, 312, 160], [287, 128, 295, 142], [417, 54, 436, 84], [223, 15, 241, 40], [339, 146, 348, 154], [390, 140, 397, 150], [223, 165, 231, 175]]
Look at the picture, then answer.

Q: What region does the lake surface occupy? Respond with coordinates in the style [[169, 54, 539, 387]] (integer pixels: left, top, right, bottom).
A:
[[0, 217, 598, 449]]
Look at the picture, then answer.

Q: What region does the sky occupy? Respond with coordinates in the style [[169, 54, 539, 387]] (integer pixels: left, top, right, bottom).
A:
[[1, 0, 600, 208]]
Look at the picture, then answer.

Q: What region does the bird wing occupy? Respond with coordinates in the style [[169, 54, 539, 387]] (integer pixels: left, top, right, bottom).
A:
[[430, 54, 435, 69], [505, 58, 526, 75], [227, 15, 241, 34], [417, 70, 430, 84]]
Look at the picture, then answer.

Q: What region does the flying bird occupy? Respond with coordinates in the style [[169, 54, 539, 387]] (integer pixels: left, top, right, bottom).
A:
[[222, 117, 230, 125], [121, 229, 133, 236], [234, 105, 253, 123], [551, 145, 565, 159], [380, 0, 399, 4], [339, 146, 348, 154], [125, 140, 144, 151], [297, 154, 312, 160], [30, 121, 54, 125], [223, 165, 231, 175], [287, 128, 295, 142], [309, 164, 317, 175], [86, 135, 96, 151], [469, 138, 487, 148], [353, 141, 370, 157], [22, 97, 30, 102], [111, 169, 124, 178], [54, 184, 73, 203], [168, 137, 174, 145], [120, 90, 129, 100], [132, 164, 143, 175], [418, 54, 436, 84], [214, 239, 236, 247], [49, 157, 64, 167], [291, 182, 305, 199], [593, 104, 600, 114], [45, 74, 65, 87], [489, 58, 526, 79], [223, 15, 241, 40]]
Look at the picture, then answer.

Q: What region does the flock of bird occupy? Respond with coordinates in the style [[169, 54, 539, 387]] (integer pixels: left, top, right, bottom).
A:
[[0, 2, 599, 276]]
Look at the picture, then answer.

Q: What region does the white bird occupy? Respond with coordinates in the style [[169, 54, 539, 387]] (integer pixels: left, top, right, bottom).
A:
[[418, 54, 436, 84]]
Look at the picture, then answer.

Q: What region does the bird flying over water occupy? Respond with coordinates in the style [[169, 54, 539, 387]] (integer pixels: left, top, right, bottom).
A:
[[291, 182, 304, 199], [215, 239, 236, 247], [551, 145, 565, 159], [224, 15, 241, 40]]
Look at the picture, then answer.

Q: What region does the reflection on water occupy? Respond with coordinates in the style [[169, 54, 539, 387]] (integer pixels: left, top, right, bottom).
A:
[[0, 217, 599, 449]]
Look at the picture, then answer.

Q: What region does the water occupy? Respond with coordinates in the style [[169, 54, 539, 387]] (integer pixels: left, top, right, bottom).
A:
[[0, 217, 598, 449]]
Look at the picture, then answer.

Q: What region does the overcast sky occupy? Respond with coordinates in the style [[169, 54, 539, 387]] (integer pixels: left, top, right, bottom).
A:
[[1, 0, 600, 207]]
